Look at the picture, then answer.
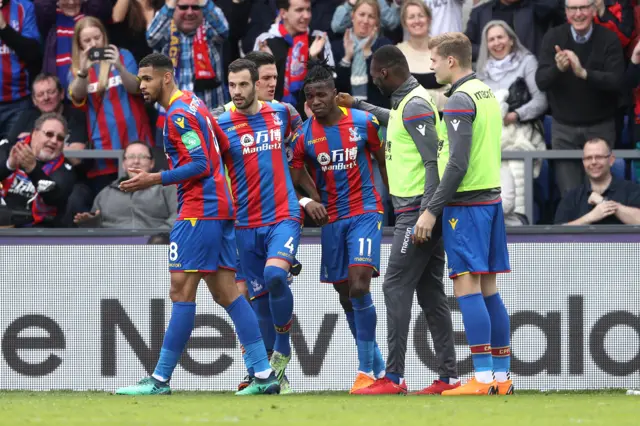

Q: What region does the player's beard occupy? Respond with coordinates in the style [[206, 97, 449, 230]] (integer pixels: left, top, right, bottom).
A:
[[234, 90, 256, 111]]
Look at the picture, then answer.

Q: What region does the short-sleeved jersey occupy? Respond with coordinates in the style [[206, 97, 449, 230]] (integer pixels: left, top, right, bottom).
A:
[[290, 107, 383, 223], [162, 90, 234, 220], [218, 101, 301, 228]]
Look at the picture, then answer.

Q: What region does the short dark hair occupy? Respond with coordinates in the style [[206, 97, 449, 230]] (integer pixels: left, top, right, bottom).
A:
[[228, 59, 259, 83], [32, 73, 63, 94], [303, 58, 335, 89], [371, 45, 410, 72], [244, 51, 276, 69], [35, 112, 68, 135], [139, 52, 174, 71], [276, 0, 290, 9]]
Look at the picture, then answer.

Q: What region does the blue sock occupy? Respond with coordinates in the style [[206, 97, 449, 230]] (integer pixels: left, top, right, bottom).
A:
[[241, 347, 255, 377], [252, 295, 275, 352], [153, 302, 196, 382], [485, 293, 511, 375], [346, 310, 384, 377], [351, 293, 376, 373], [385, 372, 402, 384], [458, 293, 493, 374], [226, 295, 270, 374], [264, 266, 293, 357]]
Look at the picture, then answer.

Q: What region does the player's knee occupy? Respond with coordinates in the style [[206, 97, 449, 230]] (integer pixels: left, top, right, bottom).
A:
[[348, 269, 372, 299], [332, 283, 352, 312], [264, 265, 288, 296]]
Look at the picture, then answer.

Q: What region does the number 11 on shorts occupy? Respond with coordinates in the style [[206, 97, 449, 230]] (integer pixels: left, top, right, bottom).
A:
[[359, 238, 372, 257]]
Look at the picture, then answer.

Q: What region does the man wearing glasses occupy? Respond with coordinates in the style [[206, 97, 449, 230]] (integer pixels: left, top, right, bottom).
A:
[[555, 138, 640, 225], [536, 0, 625, 195], [0, 112, 75, 227], [73, 142, 177, 229], [4, 73, 87, 159]]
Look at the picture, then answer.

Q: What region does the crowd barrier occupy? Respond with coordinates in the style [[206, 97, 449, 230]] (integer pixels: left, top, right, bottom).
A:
[[1, 226, 638, 392]]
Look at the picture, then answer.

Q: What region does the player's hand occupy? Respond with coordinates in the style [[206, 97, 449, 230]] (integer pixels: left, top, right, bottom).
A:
[[554, 45, 570, 72], [119, 169, 161, 193], [304, 200, 329, 226], [336, 92, 355, 108], [74, 210, 100, 224], [588, 191, 604, 206], [631, 41, 640, 65], [589, 200, 617, 222], [258, 40, 273, 55], [413, 210, 436, 244]]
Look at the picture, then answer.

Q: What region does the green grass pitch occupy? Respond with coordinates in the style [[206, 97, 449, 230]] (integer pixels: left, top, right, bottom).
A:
[[0, 391, 638, 426]]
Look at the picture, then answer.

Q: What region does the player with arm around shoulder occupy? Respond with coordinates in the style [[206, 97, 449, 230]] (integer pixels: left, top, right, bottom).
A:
[[415, 33, 513, 396], [289, 60, 388, 394], [115, 53, 279, 396]]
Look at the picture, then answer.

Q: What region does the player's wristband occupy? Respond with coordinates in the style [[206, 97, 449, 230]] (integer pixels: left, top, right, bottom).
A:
[[299, 197, 313, 208]]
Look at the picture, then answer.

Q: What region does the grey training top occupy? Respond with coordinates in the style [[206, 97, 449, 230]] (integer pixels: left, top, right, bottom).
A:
[[353, 76, 439, 214]]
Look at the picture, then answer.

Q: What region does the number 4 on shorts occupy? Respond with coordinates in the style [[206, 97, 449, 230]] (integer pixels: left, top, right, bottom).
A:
[[284, 237, 295, 254]]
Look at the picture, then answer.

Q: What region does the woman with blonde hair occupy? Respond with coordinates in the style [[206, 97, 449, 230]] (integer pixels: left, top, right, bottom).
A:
[[396, 0, 447, 111], [332, 0, 393, 107], [476, 20, 547, 225], [67, 16, 152, 220]]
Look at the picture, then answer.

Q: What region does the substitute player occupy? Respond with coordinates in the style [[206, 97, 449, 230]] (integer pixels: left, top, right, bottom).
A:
[[337, 45, 459, 395], [414, 33, 512, 396], [289, 60, 387, 394], [115, 53, 279, 396], [217, 59, 326, 394]]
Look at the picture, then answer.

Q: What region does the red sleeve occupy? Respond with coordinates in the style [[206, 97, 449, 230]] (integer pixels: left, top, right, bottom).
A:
[[290, 130, 306, 169]]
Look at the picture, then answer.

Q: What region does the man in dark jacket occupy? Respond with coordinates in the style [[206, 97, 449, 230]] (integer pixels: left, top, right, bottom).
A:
[[0, 112, 75, 227]]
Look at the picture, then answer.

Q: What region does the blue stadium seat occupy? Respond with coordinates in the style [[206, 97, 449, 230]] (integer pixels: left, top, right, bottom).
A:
[[611, 158, 626, 179], [543, 115, 552, 147], [533, 159, 551, 224], [620, 115, 631, 148]]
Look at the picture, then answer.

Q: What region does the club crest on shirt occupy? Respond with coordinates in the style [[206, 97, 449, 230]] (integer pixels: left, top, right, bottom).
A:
[[272, 113, 283, 127], [175, 117, 185, 129], [348, 127, 361, 142]]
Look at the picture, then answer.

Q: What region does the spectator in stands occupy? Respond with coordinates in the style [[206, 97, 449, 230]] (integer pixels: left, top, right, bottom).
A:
[[67, 17, 152, 218], [0, 112, 75, 228], [333, 0, 393, 108], [627, 40, 640, 182], [148, 232, 170, 244], [465, 0, 564, 60], [555, 138, 640, 224], [110, 0, 165, 63], [254, 0, 334, 115], [500, 162, 524, 225], [331, 0, 400, 36], [74, 142, 176, 229], [395, 0, 448, 111], [478, 20, 547, 224], [425, 0, 464, 36], [147, 0, 229, 110], [593, 0, 634, 49], [0, 0, 42, 139], [6, 74, 87, 165], [35, 0, 112, 91], [536, 0, 625, 195]]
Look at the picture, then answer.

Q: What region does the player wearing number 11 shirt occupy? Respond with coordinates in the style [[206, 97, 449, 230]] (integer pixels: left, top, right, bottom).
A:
[[116, 53, 279, 396]]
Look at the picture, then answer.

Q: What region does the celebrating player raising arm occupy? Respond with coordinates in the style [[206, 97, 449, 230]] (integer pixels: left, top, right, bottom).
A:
[[337, 45, 459, 395], [217, 59, 324, 394], [415, 33, 512, 396], [115, 53, 279, 396], [289, 60, 387, 394]]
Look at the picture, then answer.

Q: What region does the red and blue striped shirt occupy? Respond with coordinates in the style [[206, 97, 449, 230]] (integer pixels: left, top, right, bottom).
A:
[[0, 0, 39, 102], [70, 49, 152, 178], [161, 90, 234, 220], [218, 102, 301, 228], [290, 108, 383, 223]]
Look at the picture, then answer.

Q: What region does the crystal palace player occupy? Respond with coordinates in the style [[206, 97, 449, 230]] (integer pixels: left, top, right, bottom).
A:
[[115, 53, 279, 396], [217, 59, 326, 395], [289, 60, 388, 394]]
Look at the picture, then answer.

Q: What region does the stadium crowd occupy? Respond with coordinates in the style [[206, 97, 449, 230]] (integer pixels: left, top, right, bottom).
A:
[[0, 0, 638, 229]]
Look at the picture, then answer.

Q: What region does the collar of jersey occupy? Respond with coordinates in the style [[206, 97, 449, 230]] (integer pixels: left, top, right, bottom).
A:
[[168, 90, 184, 107], [313, 106, 349, 121], [230, 101, 264, 113]]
